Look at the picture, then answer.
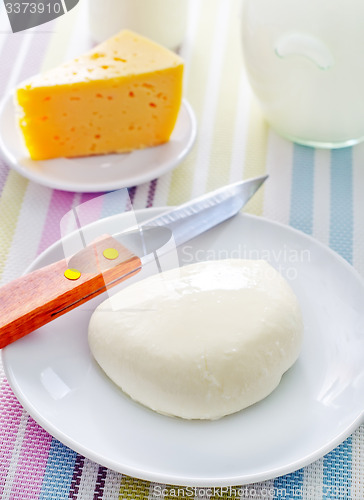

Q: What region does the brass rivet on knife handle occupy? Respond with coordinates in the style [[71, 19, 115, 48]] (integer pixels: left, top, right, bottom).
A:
[[103, 248, 119, 260], [64, 268, 81, 280], [0, 235, 141, 349]]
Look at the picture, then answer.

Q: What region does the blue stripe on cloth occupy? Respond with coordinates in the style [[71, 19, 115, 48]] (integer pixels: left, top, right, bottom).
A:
[[289, 145, 315, 234], [38, 439, 77, 500], [274, 469, 304, 499], [323, 437, 352, 499], [329, 148, 353, 264]]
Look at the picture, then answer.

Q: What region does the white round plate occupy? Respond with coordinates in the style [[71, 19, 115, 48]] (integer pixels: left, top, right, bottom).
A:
[[3, 210, 364, 486], [0, 96, 196, 192]]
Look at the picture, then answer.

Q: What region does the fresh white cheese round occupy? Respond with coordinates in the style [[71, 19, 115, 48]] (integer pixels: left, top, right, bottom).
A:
[[88, 259, 303, 420]]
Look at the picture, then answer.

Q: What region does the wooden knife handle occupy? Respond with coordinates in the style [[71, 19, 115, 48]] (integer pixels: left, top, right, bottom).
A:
[[0, 236, 141, 349]]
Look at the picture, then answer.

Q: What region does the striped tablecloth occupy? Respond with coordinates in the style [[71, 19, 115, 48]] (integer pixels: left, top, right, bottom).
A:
[[0, 1, 363, 498]]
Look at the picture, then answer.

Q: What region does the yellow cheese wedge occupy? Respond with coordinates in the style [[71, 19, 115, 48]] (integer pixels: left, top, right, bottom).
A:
[[15, 30, 184, 160]]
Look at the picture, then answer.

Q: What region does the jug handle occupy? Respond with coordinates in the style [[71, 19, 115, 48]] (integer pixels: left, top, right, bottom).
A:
[[275, 33, 334, 70]]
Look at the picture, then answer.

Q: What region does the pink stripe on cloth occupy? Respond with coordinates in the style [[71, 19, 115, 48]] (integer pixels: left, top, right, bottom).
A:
[[37, 190, 76, 255], [76, 192, 105, 229], [0, 381, 24, 497], [9, 417, 52, 500]]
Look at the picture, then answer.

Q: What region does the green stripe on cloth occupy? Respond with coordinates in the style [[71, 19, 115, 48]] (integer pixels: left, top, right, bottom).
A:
[[118, 475, 150, 499], [243, 98, 269, 215], [168, 0, 221, 205], [0, 172, 28, 281]]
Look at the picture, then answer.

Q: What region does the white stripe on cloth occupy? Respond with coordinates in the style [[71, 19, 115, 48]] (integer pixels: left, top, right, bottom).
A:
[[149, 482, 166, 499], [40, 0, 81, 72], [0, 14, 10, 51], [180, 0, 203, 91], [263, 130, 293, 225], [312, 148, 331, 246], [152, 172, 173, 208], [101, 469, 123, 500], [302, 458, 324, 500], [352, 142, 364, 277], [237, 481, 275, 499], [150, 0, 204, 208], [75, 458, 100, 500], [131, 182, 151, 211], [63, 0, 91, 61], [229, 68, 252, 184], [0, 1, 11, 33], [4, 32, 36, 92], [190, 0, 232, 198], [351, 426, 364, 500]]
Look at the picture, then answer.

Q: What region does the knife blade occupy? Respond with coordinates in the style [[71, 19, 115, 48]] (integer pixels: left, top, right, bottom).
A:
[[0, 175, 267, 348]]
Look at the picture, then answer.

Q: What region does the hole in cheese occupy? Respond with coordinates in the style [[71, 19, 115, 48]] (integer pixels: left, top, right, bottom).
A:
[[90, 53, 105, 59]]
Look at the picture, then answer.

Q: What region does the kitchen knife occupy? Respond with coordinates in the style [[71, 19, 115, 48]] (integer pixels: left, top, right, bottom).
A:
[[0, 175, 267, 348]]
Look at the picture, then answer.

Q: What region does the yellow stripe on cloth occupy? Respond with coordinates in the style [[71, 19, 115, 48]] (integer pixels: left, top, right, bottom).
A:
[[0, 172, 28, 280], [243, 98, 269, 215], [168, 0, 221, 205], [118, 475, 150, 499]]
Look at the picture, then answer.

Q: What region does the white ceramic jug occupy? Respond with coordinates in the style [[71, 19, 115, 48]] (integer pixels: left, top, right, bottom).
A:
[[241, 0, 364, 148]]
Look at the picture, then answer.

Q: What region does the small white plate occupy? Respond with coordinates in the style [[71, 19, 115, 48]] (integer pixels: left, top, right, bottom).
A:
[[3, 210, 364, 486], [0, 96, 196, 192]]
